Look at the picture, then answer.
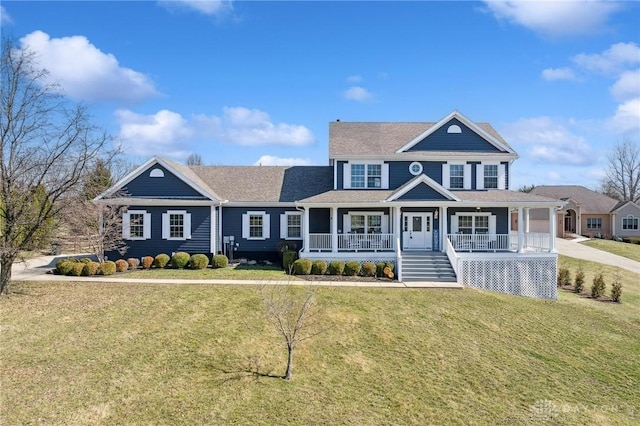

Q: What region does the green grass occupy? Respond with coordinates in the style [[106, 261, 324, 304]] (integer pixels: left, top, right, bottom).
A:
[[2, 268, 639, 424], [581, 239, 640, 263], [126, 264, 299, 281]]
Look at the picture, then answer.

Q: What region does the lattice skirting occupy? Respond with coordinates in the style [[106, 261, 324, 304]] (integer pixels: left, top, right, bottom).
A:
[[458, 257, 558, 300], [300, 256, 396, 267]]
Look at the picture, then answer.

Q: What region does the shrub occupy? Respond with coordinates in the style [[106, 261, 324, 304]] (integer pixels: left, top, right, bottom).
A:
[[591, 273, 606, 299], [293, 259, 313, 275], [211, 254, 229, 269], [172, 252, 190, 269], [82, 261, 99, 276], [115, 259, 128, 273], [283, 251, 298, 274], [383, 266, 395, 279], [329, 260, 345, 275], [376, 261, 394, 277], [362, 262, 376, 277], [557, 267, 571, 287], [70, 262, 85, 276], [190, 254, 209, 270], [99, 261, 116, 276], [141, 256, 154, 270], [55, 260, 75, 275], [611, 273, 623, 303], [574, 266, 585, 293], [154, 253, 170, 269], [344, 261, 362, 276], [311, 260, 328, 275], [127, 258, 140, 270], [79, 257, 92, 264]]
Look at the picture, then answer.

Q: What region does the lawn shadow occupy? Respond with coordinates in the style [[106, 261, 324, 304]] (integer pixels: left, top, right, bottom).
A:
[[209, 355, 283, 383], [232, 264, 284, 272]]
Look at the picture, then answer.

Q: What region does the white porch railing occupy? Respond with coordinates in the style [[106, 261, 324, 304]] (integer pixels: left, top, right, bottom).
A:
[[448, 232, 551, 253], [308, 233, 395, 252], [510, 231, 550, 252]]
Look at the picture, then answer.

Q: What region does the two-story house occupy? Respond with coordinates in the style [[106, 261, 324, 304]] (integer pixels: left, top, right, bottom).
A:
[[95, 111, 564, 299]]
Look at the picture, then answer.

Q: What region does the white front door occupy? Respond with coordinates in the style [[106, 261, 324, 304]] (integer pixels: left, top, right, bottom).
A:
[[403, 213, 433, 250]]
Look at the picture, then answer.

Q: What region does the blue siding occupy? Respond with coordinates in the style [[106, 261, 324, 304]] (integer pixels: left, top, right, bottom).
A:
[[107, 205, 211, 260], [398, 184, 448, 201], [446, 207, 509, 234], [337, 161, 345, 190], [407, 119, 504, 153], [388, 161, 444, 189], [124, 164, 206, 199]]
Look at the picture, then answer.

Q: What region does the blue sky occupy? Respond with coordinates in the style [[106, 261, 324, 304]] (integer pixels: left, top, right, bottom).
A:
[[2, 1, 639, 190]]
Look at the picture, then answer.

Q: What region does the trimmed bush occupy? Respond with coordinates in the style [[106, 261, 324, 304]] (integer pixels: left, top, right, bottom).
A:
[[591, 273, 606, 299], [574, 267, 585, 293], [376, 261, 394, 277], [79, 257, 92, 264], [141, 256, 154, 270], [55, 260, 75, 275], [283, 251, 298, 274], [344, 261, 361, 276], [82, 261, 99, 276], [127, 258, 140, 270], [329, 260, 345, 276], [611, 274, 622, 303], [99, 261, 116, 276], [557, 267, 571, 287], [70, 262, 85, 276], [293, 259, 313, 275], [311, 260, 328, 275], [362, 262, 376, 277], [172, 252, 190, 269], [115, 259, 128, 273], [211, 254, 229, 269], [190, 254, 209, 270], [154, 253, 170, 269]]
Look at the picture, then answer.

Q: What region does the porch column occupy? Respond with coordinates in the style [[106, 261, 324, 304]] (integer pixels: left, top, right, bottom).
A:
[[303, 207, 310, 253], [394, 206, 402, 251], [517, 207, 524, 253], [331, 207, 338, 253], [210, 205, 217, 254], [549, 207, 557, 253], [523, 208, 530, 249], [441, 206, 448, 253]]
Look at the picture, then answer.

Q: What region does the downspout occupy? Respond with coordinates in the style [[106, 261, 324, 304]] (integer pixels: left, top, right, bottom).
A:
[[295, 203, 306, 255], [219, 200, 228, 256]]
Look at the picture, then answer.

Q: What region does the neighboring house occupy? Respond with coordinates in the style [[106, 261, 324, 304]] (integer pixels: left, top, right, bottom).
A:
[[94, 111, 564, 299], [516, 185, 640, 239]]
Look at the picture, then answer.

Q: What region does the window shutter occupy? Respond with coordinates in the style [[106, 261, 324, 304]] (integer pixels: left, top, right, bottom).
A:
[[476, 164, 484, 190], [280, 214, 287, 239], [343, 163, 351, 189], [122, 213, 130, 239], [442, 164, 450, 189], [184, 213, 192, 239], [381, 163, 390, 189], [382, 214, 389, 233], [464, 164, 472, 189], [498, 164, 506, 190], [343, 214, 351, 233], [489, 215, 496, 235], [162, 213, 169, 239], [451, 215, 458, 234], [143, 213, 151, 239], [241, 213, 249, 239], [263, 214, 270, 239]]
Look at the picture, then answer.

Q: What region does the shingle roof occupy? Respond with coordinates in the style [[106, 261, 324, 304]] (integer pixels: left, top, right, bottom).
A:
[[451, 190, 561, 204], [530, 185, 618, 213], [329, 122, 512, 156]]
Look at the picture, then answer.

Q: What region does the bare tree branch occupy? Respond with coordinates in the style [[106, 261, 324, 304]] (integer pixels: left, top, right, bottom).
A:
[[603, 139, 640, 203]]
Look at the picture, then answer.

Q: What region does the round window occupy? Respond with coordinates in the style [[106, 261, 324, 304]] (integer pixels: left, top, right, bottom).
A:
[[409, 162, 423, 176]]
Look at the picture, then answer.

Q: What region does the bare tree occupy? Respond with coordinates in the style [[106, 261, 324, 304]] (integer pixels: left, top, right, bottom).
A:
[[603, 139, 640, 203], [517, 184, 536, 193], [186, 153, 204, 166], [259, 285, 328, 380], [0, 38, 112, 293]]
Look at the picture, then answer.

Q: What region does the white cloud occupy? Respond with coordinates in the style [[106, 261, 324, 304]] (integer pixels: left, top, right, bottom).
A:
[[483, 0, 621, 37], [19, 31, 157, 103], [607, 98, 640, 134], [347, 75, 362, 83], [344, 86, 373, 102], [501, 117, 595, 165], [158, 0, 232, 16], [572, 42, 640, 75], [253, 155, 313, 166], [1, 6, 12, 24], [610, 69, 640, 102], [541, 67, 576, 81]]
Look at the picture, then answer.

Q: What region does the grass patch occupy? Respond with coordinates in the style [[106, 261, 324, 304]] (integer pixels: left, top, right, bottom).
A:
[[126, 264, 298, 281], [581, 239, 640, 263], [2, 277, 639, 424]]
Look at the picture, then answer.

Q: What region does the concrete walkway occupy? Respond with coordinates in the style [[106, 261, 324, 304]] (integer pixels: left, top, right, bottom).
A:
[[556, 238, 640, 275]]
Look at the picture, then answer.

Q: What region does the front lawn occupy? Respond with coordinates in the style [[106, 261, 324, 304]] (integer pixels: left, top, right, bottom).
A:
[[125, 263, 298, 281], [2, 270, 639, 424], [581, 238, 640, 263]]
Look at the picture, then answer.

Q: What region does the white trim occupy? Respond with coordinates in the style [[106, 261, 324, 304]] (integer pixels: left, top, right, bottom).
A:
[[452, 212, 496, 235], [386, 174, 461, 202], [149, 168, 165, 178], [332, 153, 518, 162], [344, 160, 387, 189], [409, 161, 423, 176], [280, 211, 303, 240], [242, 211, 270, 240], [345, 211, 388, 235], [162, 210, 191, 240], [122, 209, 151, 240], [94, 198, 218, 206], [210, 205, 216, 253]]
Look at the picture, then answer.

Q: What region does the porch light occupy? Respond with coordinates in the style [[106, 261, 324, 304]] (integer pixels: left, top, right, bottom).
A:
[[434, 210, 439, 220]]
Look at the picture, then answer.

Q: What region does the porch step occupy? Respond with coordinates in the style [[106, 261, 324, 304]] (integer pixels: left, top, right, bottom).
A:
[[401, 252, 457, 282]]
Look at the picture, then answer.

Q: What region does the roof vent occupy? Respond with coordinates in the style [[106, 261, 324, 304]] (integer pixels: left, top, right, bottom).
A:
[[447, 124, 462, 134]]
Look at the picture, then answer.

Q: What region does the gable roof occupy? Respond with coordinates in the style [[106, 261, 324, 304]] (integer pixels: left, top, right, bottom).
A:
[[386, 174, 461, 202], [611, 200, 640, 213], [530, 185, 619, 213]]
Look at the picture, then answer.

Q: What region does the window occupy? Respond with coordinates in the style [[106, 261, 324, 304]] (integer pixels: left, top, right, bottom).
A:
[[367, 164, 382, 188], [345, 162, 388, 189], [351, 164, 365, 188], [242, 211, 270, 240], [280, 212, 302, 240], [586, 218, 602, 229], [344, 212, 387, 235], [450, 164, 464, 189], [162, 210, 192, 240], [484, 164, 498, 189], [149, 168, 164, 178], [409, 162, 423, 176], [622, 215, 639, 230], [123, 210, 151, 240], [368, 215, 382, 234], [453, 213, 494, 235]]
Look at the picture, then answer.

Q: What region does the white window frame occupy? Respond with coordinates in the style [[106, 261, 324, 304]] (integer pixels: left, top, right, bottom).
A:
[[343, 161, 389, 189], [622, 215, 638, 230], [122, 210, 151, 240], [476, 162, 506, 190], [280, 212, 303, 240], [162, 210, 192, 240], [451, 212, 496, 235], [409, 161, 423, 176], [442, 162, 471, 190], [242, 211, 270, 240], [342, 211, 389, 234]]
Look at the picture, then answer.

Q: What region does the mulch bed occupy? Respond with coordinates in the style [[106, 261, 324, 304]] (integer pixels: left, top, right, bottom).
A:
[[298, 274, 395, 283]]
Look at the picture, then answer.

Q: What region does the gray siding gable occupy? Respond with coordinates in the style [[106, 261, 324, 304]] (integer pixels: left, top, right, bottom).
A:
[[124, 164, 206, 199], [407, 118, 504, 153]]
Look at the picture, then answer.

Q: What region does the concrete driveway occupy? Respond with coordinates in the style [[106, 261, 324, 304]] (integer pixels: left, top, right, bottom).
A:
[[556, 238, 640, 275]]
